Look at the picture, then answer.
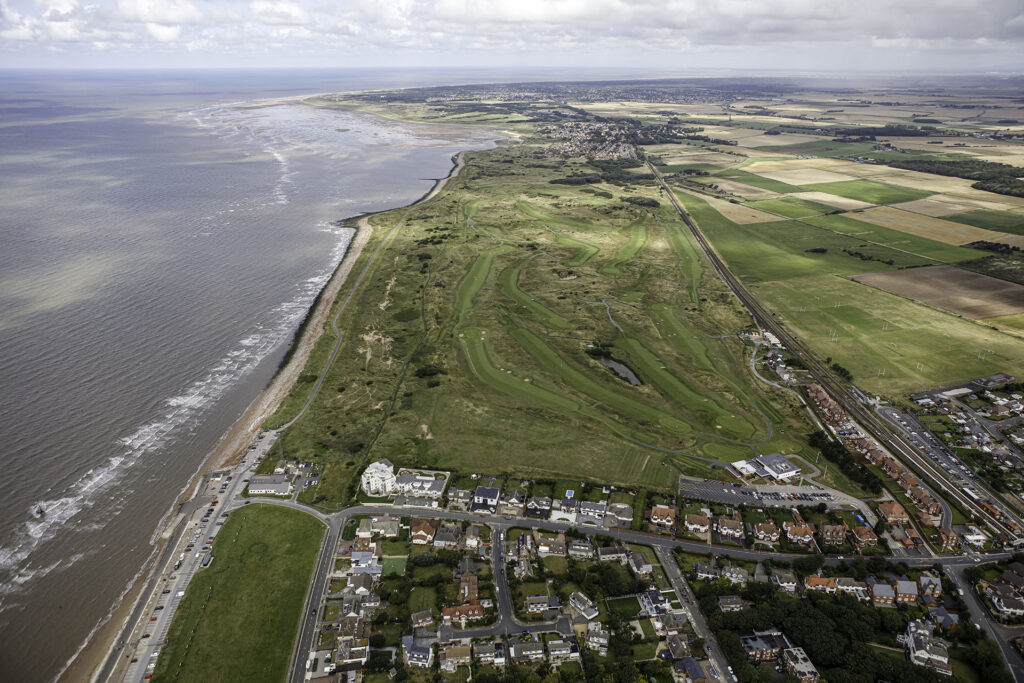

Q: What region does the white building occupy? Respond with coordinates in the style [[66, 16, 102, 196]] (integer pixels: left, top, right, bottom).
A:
[[361, 459, 396, 496]]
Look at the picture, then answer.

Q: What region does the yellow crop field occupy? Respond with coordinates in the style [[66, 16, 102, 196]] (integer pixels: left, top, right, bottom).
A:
[[702, 195, 781, 224], [855, 206, 1024, 247], [789, 191, 873, 210]]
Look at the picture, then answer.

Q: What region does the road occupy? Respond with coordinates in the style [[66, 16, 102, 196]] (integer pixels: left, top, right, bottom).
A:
[[648, 162, 1019, 542], [948, 565, 1024, 682]]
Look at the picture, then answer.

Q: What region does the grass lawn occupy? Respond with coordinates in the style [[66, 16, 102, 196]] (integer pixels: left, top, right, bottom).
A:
[[151, 505, 324, 683], [631, 640, 659, 660], [607, 596, 641, 620], [412, 563, 450, 582], [542, 556, 569, 575], [381, 539, 408, 555], [639, 618, 657, 639], [949, 648, 982, 683], [382, 557, 407, 576], [409, 586, 437, 612]]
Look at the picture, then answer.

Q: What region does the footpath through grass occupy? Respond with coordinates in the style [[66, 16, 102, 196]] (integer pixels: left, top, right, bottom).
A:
[[151, 505, 325, 683]]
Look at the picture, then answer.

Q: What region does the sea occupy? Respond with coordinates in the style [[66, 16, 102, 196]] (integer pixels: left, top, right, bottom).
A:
[[0, 69, 509, 681]]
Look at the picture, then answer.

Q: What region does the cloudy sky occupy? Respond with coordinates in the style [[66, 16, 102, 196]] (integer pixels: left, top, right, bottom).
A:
[[1, 0, 1022, 71]]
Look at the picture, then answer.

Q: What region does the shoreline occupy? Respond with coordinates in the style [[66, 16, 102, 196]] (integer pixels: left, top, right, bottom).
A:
[[71, 149, 472, 683]]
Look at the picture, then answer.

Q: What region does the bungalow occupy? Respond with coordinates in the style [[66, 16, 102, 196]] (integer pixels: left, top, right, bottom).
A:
[[524, 496, 552, 519], [684, 513, 711, 535], [851, 525, 878, 548], [370, 515, 399, 538], [804, 575, 837, 594], [550, 498, 580, 523], [568, 539, 594, 559], [650, 504, 678, 533], [356, 518, 374, 539], [771, 569, 798, 592], [741, 629, 792, 662], [578, 501, 607, 526], [754, 522, 780, 545], [605, 502, 634, 528], [346, 573, 374, 596], [821, 524, 846, 546], [628, 551, 653, 576], [878, 501, 910, 525], [717, 516, 744, 540], [893, 579, 919, 604], [441, 601, 484, 625], [597, 545, 628, 564], [471, 486, 500, 513], [410, 518, 437, 545], [460, 573, 479, 602], [410, 609, 433, 629], [836, 577, 869, 601]]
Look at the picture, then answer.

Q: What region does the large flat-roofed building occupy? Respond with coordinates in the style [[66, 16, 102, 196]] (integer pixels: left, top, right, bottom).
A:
[[249, 474, 292, 496], [734, 453, 801, 482]]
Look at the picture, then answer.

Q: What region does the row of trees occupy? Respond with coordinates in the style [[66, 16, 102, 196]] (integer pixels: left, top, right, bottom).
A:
[[808, 430, 883, 493]]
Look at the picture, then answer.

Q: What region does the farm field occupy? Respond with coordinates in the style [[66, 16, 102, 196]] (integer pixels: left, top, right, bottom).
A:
[[151, 505, 325, 683], [853, 206, 1024, 248], [851, 266, 1024, 320], [802, 179, 933, 205]]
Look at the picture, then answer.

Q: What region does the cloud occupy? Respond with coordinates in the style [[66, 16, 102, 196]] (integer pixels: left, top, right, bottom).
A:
[[0, 0, 1021, 68]]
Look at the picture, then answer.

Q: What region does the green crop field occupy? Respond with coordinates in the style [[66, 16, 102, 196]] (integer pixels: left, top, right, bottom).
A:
[[151, 505, 324, 683], [748, 197, 835, 218], [803, 179, 933, 205], [946, 209, 1024, 235], [805, 214, 979, 263], [712, 169, 802, 193]]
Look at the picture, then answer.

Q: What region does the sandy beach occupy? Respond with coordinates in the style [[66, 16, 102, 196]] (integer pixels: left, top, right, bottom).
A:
[[71, 151, 469, 683]]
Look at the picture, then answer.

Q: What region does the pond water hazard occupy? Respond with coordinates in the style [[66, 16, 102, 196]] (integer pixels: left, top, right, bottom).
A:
[[597, 357, 643, 385]]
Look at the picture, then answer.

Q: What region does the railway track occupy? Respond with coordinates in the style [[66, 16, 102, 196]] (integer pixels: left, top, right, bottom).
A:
[[649, 161, 1021, 541]]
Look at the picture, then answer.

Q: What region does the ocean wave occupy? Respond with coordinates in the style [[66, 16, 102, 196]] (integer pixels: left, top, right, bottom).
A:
[[0, 224, 355, 599]]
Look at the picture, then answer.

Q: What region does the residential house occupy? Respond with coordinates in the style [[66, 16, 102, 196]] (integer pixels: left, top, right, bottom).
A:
[[441, 601, 484, 625], [929, 606, 960, 633], [410, 609, 433, 629], [666, 633, 690, 660], [336, 638, 370, 667], [722, 565, 750, 586], [360, 459, 395, 496], [676, 657, 720, 683], [658, 610, 688, 636], [695, 562, 720, 581], [536, 533, 566, 557], [821, 524, 846, 546], [605, 503, 634, 528], [597, 545, 628, 564], [525, 594, 560, 614], [987, 584, 1024, 616], [918, 573, 942, 599], [585, 623, 610, 655], [410, 518, 437, 545], [570, 592, 599, 621], [471, 486, 500, 513], [460, 573, 479, 602], [628, 551, 653, 576], [650, 504, 678, 533], [578, 501, 607, 526], [836, 577, 869, 601], [740, 629, 792, 662], [771, 569, 798, 592], [356, 518, 374, 539], [804, 575, 837, 594], [878, 501, 910, 525], [499, 492, 526, 517], [754, 522, 779, 545], [719, 595, 745, 612], [640, 588, 671, 616], [447, 487, 473, 510], [550, 498, 580, 523], [370, 515, 399, 537], [851, 525, 878, 548], [685, 513, 711, 536], [395, 473, 446, 499], [568, 539, 594, 559], [346, 573, 374, 596], [547, 639, 579, 664], [905, 620, 952, 676], [717, 515, 744, 540], [473, 642, 505, 667], [782, 647, 821, 683], [510, 641, 545, 664], [464, 526, 481, 550], [441, 645, 472, 673], [786, 523, 815, 545], [524, 496, 552, 519], [433, 524, 462, 549], [937, 528, 959, 551], [870, 580, 895, 606], [405, 640, 433, 668], [893, 579, 919, 604]]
